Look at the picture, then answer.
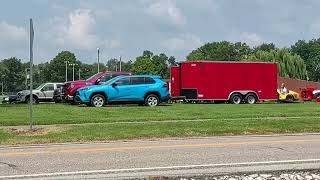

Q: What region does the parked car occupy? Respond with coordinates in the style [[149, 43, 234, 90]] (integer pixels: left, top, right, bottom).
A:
[[75, 75, 170, 107], [16, 83, 63, 103], [62, 71, 133, 103], [313, 90, 320, 100]]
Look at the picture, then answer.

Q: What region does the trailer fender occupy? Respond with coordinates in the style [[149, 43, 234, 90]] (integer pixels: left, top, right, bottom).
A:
[[228, 91, 259, 101]]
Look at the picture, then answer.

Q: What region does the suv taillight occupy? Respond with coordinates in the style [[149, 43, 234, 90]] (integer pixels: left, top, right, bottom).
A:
[[163, 83, 168, 88]]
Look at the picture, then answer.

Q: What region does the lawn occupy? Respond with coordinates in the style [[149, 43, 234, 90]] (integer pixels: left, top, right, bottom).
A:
[[0, 102, 319, 144]]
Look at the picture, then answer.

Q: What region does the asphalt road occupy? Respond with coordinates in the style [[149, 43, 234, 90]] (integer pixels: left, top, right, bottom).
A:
[[0, 134, 320, 179]]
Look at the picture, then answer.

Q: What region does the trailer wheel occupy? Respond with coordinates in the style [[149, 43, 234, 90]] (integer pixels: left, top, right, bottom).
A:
[[229, 93, 242, 104], [245, 93, 258, 104]]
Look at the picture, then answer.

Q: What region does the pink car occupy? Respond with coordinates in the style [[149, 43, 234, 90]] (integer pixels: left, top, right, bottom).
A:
[[63, 71, 133, 102]]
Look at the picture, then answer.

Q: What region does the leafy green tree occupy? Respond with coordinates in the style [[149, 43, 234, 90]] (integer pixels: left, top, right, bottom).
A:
[[291, 39, 320, 81], [47, 51, 77, 82], [1, 57, 25, 92], [244, 49, 307, 79], [187, 41, 251, 61], [131, 50, 175, 78], [253, 43, 276, 53]]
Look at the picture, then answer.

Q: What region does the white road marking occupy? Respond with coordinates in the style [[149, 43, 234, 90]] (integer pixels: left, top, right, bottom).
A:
[[1, 159, 320, 179]]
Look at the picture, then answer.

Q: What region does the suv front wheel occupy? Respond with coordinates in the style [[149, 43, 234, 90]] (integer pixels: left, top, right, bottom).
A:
[[90, 94, 105, 107], [145, 94, 159, 107]]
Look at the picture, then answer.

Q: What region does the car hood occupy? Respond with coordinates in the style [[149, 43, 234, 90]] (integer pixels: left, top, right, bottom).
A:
[[65, 80, 92, 87]]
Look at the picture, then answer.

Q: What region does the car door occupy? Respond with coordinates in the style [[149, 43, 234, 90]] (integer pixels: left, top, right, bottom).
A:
[[129, 77, 148, 100], [40, 84, 55, 99], [107, 77, 132, 102]]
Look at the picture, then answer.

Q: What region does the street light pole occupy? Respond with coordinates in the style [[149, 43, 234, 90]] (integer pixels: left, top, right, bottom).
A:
[[78, 67, 81, 80], [64, 61, 68, 82], [119, 56, 122, 72], [97, 48, 100, 73], [69, 64, 77, 81]]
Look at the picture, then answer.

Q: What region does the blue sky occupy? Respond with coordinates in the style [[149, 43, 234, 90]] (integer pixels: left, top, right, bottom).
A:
[[1, 0, 320, 64]]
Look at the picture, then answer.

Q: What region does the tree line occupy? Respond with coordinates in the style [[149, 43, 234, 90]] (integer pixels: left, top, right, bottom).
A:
[[0, 50, 176, 93], [1, 38, 320, 93]]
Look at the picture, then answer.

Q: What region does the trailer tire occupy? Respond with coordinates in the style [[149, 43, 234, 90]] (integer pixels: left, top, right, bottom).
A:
[[229, 93, 242, 104], [245, 93, 258, 104]]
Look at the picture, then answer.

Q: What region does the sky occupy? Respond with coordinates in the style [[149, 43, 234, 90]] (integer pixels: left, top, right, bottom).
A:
[[1, 0, 320, 64]]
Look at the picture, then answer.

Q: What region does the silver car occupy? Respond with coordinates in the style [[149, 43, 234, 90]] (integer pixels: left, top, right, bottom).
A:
[[16, 83, 63, 103]]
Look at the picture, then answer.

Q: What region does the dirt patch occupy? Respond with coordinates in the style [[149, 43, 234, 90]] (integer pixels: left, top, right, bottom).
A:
[[8, 126, 66, 136]]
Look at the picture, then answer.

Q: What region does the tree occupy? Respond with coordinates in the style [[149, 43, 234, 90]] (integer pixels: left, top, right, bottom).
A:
[[291, 39, 320, 81], [253, 43, 276, 52], [187, 41, 251, 61], [131, 50, 175, 78], [47, 51, 77, 82], [244, 49, 307, 80], [1, 57, 25, 92]]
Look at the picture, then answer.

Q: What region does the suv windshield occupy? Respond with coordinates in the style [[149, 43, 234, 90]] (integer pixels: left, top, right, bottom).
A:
[[86, 72, 102, 82], [35, 83, 46, 90]]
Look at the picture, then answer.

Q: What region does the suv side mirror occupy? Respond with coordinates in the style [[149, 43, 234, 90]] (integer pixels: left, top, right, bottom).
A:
[[95, 79, 101, 85], [112, 82, 117, 87]]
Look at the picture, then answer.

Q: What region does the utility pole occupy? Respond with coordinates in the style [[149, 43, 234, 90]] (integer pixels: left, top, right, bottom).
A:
[[1, 82, 3, 96], [119, 56, 122, 72], [97, 48, 100, 73], [115, 59, 118, 72], [29, 18, 34, 130], [78, 67, 81, 80], [64, 61, 68, 82], [69, 64, 77, 81]]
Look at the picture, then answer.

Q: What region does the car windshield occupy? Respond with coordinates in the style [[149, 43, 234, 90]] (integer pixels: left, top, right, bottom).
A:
[[103, 77, 121, 85], [35, 83, 46, 90], [86, 72, 101, 81]]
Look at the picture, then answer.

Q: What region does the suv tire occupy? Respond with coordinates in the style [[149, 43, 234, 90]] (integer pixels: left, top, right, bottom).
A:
[[145, 94, 159, 107], [90, 94, 105, 107], [26, 95, 39, 104]]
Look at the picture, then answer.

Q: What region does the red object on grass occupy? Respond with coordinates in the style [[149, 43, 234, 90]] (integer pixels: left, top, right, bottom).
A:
[[170, 61, 278, 102]]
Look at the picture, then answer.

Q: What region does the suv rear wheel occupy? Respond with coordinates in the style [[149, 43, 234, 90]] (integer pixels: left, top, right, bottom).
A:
[[26, 96, 39, 104], [90, 94, 105, 107], [145, 94, 159, 107]]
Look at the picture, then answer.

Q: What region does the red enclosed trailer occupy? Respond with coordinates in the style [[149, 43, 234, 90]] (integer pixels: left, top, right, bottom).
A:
[[170, 61, 278, 104]]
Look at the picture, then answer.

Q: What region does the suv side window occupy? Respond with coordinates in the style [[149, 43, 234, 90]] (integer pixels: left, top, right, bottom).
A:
[[56, 84, 63, 89], [115, 77, 130, 86], [42, 84, 54, 91], [145, 77, 155, 84], [130, 77, 145, 85], [100, 74, 122, 83]]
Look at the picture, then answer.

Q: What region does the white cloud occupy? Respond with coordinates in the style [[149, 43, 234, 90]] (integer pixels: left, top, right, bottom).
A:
[[161, 33, 202, 51], [144, 0, 187, 25], [49, 9, 99, 50], [239, 32, 264, 47], [0, 21, 28, 42]]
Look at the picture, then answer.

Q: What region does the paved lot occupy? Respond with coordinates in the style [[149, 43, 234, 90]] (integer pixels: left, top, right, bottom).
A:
[[0, 134, 320, 179]]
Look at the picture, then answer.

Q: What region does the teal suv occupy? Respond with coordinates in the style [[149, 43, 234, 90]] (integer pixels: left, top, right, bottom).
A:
[[75, 75, 170, 107]]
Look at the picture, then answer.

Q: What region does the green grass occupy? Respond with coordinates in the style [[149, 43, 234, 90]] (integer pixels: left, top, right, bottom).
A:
[[0, 102, 319, 144]]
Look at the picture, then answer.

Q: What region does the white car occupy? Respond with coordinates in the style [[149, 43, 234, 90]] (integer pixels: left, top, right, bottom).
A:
[[16, 83, 63, 103]]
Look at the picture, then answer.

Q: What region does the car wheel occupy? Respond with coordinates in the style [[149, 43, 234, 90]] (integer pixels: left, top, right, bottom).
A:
[[286, 95, 294, 102], [145, 94, 159, 107], [229, 94, 242, 104], [245, 94, 258, 104], [90, 94, 105, 107], [25, 96, 39, 104]]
